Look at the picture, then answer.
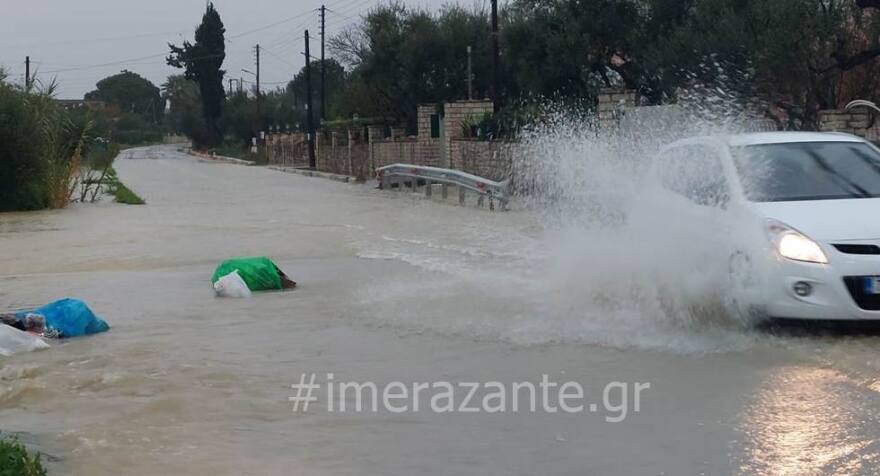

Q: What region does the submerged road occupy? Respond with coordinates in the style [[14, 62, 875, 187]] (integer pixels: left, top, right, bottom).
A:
[[1, 145, 879, 475]]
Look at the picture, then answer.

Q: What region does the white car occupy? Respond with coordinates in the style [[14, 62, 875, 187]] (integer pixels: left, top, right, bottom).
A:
[[655, 131, 880, 321]]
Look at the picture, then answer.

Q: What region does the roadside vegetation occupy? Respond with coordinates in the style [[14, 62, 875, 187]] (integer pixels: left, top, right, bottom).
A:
[[153, 0, 880, 152], [0, 79, 90, 211], [331, 0, 880, 131], [83, 70, 166, 147], [110, 176, 146, 205], [5, 1, 880, 207], [0, 76, 146, 211], [0, 437, 47, 476]]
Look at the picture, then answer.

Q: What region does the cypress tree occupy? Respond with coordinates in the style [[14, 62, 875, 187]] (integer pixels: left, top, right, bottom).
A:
[[167, 3, 226, 147]]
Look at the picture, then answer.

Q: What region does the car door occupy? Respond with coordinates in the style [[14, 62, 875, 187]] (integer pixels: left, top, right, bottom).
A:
[[652, 143, 740, 273], [657, 144, 731, 210]]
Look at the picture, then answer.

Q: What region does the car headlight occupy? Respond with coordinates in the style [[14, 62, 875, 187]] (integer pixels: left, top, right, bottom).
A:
[[766, 219, 828, 264]]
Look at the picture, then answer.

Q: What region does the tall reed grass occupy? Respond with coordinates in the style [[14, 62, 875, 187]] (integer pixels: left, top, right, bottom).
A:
[[0, 80, 93, 211]]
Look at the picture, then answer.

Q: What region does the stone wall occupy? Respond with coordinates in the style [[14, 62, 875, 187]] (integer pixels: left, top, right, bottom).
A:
[[449, 139, 513, 182], [269, 92, 880, 191], [266, 100, 505, 183], [818, 110, 872, 137], [441, 100, 494, 169], [370, 139, 442, 170], [417, 104, 439, 139], [368, 100, 494, 174], [597, 89, 638, 130], [742, 118, 780, 132], [443, 100, 494, 141], [267, 92, 793, 186]]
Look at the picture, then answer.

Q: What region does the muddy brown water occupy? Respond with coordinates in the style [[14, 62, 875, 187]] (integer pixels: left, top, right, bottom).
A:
[[1, 146, 878, 475]]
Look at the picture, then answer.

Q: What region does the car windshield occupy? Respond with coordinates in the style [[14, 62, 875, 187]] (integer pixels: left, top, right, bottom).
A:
[[733, 141, 880, 202]]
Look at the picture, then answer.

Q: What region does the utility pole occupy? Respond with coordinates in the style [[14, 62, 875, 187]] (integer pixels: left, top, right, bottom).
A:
[[305, 30, 316, 169], [255, 44, 262, 126], [467, 46, 473, 100], [25, 56, 30, 91], [490, 0, 500, 111], [320, 4, 327, 121]]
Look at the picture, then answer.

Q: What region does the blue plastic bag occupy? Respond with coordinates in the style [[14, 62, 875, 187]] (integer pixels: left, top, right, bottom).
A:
[[16, 298, 110, 338]]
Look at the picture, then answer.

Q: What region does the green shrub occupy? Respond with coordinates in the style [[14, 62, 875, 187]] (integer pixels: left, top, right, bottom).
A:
[[0, 82, 92, 211], [75, 142, 120, 203], [110, 114, 164, 146], [459, 102, 547, 141], [0, 437, 47, 476], [0, 84, 45, 211]]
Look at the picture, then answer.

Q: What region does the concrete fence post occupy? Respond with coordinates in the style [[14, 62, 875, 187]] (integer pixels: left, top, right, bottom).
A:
[[314, 133, 320, 170], [331, 132, 338, 172], [278, 135, 284, 165], [368, 128, 374, 175], [439, 115, 448, 169], [347, 128, 353, 176]]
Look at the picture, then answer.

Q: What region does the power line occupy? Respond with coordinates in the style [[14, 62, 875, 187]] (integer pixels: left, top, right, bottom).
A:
[[14, 7, 316, 55], [260, 1, 365, 54], [6, 30, 188, 49], [319, 0, 373, 27], [261, 13, 316, 48], [32, 4, 318, 75], [263, 18, 315, 52], [328, 0, 375, 19], [322, 0, 366, 12], [261, 46, 298, 70], [322, 0, 375, 31], [37, 42, 254, 76], [324, 6, 358, 20], [227, 10, 315, 40], [39, 53, 169, 75], [24, 3, 358, 96]]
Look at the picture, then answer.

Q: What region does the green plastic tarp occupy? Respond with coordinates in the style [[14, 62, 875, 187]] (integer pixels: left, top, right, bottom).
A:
[[212, 257, 282, 292]]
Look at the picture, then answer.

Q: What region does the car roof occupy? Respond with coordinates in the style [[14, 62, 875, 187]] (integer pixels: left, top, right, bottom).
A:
[[725, 131, 865, 146]]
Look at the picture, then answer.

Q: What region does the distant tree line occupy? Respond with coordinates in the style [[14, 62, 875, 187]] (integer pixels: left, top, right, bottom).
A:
[[68, 0, 880, 150], [330, 0, 880, 131]]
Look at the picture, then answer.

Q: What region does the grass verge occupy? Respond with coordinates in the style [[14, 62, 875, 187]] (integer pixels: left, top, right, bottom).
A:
[[209, 144, 265, 164], [102, 167, 146, 205], [113, 182, 146, 205], [0, 437, 47, 476]]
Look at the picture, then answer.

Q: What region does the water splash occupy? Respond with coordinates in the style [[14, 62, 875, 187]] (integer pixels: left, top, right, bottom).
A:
[[354, 90, 772, 353]]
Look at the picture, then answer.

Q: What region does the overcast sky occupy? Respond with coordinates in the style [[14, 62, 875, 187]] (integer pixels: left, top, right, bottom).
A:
[[0, 0, 468, 98]]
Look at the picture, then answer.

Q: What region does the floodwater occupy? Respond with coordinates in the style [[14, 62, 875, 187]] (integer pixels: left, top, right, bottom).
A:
[[1, 145, 879, 475]]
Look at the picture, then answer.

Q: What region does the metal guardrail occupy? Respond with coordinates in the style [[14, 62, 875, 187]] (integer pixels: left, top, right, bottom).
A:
[[376, 164, 509, 210]]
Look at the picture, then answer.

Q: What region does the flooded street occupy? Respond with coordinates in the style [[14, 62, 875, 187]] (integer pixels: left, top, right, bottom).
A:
[[2, 145, 880, 475]]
